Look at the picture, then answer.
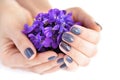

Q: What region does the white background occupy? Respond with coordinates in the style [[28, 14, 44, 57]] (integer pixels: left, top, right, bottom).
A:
[[0, 0, 120, 80]]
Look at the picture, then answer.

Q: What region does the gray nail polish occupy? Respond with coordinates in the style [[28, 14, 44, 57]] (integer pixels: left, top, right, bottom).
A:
[[48, 56, 56, 60], [24, 48, 34, 59], [57, 58, 64, 64], [70, 27, 81, 35], [66, 56, 73, 63], [95, 22, 102, 30], [60, 63, 67, 69], [62, 33, 74, 43], [60, 42, 71, 51]]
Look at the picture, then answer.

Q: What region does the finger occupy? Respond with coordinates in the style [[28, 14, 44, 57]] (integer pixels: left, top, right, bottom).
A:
[[9, 30, 36, 60], [41, 66, 61, 75], [62, 32, 97, 57], [64, 55, 78, 71], [2, 49, 58, 68], [6, 8, 35, 60], [20, 51, 58, 67], [0, 40, 58, 68], [70, 25, 100, 44], [66, 7, 101, 31], [41, 53, 64, 74], [0, 47, 28, 68], [30, 51, 58, 66], [26, 53, 64, 74], [59, 42, 90, 66]]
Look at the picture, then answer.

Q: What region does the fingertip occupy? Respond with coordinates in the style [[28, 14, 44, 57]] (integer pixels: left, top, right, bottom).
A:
[[37, 51, 58, 61], [24, 47, 37, 60], [67, 8, 102, 32], [28, 49, 37, 60], [86, 21, 102, 32], [84, 21, 101, 32], [10, 31, 37, 60], [95, 22, 102, 31], [63, 55, 78, 71]]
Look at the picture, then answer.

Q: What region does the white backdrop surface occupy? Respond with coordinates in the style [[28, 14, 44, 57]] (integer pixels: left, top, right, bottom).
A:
[[0, 0, 120, 80]]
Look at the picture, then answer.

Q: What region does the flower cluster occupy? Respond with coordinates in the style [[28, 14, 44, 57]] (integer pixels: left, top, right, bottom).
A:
[[23, 8, 78, 53]]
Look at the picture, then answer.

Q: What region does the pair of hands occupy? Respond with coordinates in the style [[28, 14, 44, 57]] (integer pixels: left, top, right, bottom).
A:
[[0, 0, 101, 74]]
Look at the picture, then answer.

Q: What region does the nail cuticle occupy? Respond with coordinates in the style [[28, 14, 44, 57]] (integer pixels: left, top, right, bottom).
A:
[[60, 42, 71, 51], [62, 33, 74, 43], [70, 27, 81, 35]]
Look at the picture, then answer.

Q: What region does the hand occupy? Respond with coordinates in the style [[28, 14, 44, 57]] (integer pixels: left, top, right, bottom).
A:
[[0, 1, 64, 74], [16, 0, 51, 17], [15, 1, 101, 71], [59, 7, 101, 71]]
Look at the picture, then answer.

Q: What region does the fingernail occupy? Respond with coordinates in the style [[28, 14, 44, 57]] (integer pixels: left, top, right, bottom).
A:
[[95, 22, 102, 30], [60, 63, 67, 69], [48, 56, 56, 60], [66, 56, 73, 63], [24, 48, 34, 59], [62, 33, 74, 43], [60, 42, 71, 51], [57, 58, 64, 64], [70, 26, 81, 35]]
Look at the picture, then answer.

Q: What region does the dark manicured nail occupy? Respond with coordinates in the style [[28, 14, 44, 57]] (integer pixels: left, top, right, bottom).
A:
[[60, 63, 67, 69], [57, 58, 64, 64], [60, 42, 71, 51], [24, 48, 34, 59], [66, 56, 73, 63], [48, 56, 56, 60], [70, 26, 81, 35], [62, 33, 74, 43], [95, 22, 102, 30]]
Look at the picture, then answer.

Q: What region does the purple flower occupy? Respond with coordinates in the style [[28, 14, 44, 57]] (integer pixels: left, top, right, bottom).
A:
[[22, 8, 80, 53]]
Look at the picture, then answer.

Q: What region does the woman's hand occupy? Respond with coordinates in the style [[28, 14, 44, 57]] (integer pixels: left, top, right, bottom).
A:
[[59, 7, 101, 71], [16, 0, 101, 71], [0, 1, 64, 74]]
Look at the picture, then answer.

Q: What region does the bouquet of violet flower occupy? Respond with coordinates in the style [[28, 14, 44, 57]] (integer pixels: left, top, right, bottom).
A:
[[22, 8, 80, 53]]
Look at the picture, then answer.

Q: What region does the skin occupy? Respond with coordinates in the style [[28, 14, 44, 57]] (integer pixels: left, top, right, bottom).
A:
[[0, 1, 64, 74], [16, 0, 52, 17], [0, 0, 101, 74]]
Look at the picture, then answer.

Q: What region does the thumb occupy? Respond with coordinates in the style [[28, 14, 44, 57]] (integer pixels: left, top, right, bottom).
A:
[[67, 7, 102, 32], [10, 31, 36, 60]]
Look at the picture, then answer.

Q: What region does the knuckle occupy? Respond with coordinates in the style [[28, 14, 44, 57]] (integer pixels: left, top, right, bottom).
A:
[[86, 30, 100, 44], [83, 60, 90, 66], [22, 61, 32, 68], [73, 7, 81, 10], [88, 45, 97, 57], [81, 58, 90, 66], [49, 61, 57, 67], [0, 53, 10, 67], [94, 32, 100, 44], [67, 67, 78, 71]]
